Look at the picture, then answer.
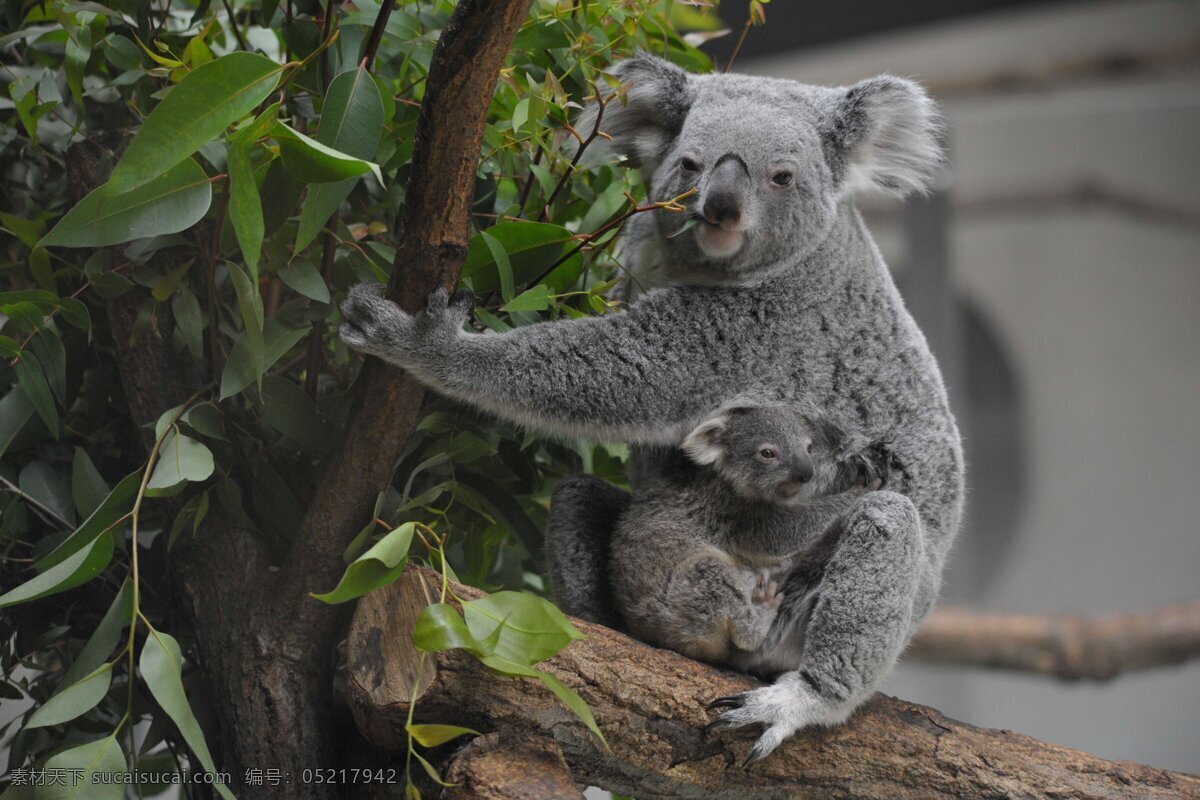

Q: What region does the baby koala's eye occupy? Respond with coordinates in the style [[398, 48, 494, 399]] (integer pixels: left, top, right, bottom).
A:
[[771, 170, 794, 187], [680, 156, 701, 173], [806, 442, 813, 454], [758, 447, 779, 461]]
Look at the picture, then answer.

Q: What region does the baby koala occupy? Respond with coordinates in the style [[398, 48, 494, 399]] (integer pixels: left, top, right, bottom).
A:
[[610, 405, 872, 667]]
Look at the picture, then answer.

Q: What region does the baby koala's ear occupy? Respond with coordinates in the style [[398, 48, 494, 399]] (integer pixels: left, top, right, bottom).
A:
[[682, 415, 728, 466], [574, 53, 694, 172], [824, 76, 944, 199]]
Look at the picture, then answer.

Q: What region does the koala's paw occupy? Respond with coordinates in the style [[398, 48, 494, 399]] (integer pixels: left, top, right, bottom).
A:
[[751, 573, 784, 610], [339, 283, 413, 361], [705, 680, 849, 767], [339, 284, 474, 365]]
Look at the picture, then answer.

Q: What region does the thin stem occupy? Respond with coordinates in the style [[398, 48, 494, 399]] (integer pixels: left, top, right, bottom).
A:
[[517, 146, 543, 212], [222, 0, 249, 51], [539, 83, 608, 220], [724, 11, 754, 72], [362, 0, 396, 71], [0, 476, 73, 530], [304, 212, 340, 399], [319, 0, 339, 92]]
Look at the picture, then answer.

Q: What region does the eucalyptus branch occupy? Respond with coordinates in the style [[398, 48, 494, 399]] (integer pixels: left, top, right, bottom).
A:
[[538, 82, 609, 219], [304, 212, 340, 399], [516, 145, 543, 212], [362, 0, 397, 71], [527, 187, 696, 287], [221, 0, 249, 52]]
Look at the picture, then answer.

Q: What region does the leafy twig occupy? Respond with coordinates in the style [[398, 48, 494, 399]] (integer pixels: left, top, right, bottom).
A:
[[538, 81, 609, 220]]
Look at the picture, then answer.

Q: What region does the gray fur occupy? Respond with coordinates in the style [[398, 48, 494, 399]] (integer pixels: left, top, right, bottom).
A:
[[340, 54, 963, 760], [611, 406, 871, 668]]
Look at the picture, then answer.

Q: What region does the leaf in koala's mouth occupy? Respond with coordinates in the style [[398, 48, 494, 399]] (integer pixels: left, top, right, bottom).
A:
[[665, 216, 702, 239]]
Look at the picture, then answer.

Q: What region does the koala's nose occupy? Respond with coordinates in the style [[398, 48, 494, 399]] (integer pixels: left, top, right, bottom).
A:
[[791, 455, 815, 484], [702, 157, 750, 227]]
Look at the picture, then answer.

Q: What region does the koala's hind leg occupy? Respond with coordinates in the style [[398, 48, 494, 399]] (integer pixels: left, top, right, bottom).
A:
[[707, 490, 926, 764], [546, 475, 631, 628]]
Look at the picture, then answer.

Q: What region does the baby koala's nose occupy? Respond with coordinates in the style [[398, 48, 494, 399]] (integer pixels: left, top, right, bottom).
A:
[[791, 457, 814, 484]]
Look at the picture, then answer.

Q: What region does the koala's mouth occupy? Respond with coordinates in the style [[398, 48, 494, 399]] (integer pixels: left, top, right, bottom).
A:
[[695, 221, 745, 259]]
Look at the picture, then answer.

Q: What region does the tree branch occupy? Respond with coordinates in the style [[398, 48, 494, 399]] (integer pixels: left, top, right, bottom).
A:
[[347, 568, 1200, 800], [442, 732, 583, 800], [908, 601, 1200, 680]]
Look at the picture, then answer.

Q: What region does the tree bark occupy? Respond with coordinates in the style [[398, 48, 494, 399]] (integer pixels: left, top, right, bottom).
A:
[[908, 601, 1200, 680], [441, 733, 583, 800], [347, 568, 1200, 800]]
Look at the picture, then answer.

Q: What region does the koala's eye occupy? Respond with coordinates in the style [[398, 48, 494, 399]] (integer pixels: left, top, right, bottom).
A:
[[680, 157, 701, 173], [806, 442, 813, 454], [771, 170, 794, 187], [758, 447, 779, 461]]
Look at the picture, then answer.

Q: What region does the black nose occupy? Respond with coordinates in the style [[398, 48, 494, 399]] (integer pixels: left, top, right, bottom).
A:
[[702, 157, 749, 226], [792, 456, 814, 484]]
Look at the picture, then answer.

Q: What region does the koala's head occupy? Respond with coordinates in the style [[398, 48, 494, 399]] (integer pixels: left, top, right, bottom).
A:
[[579, 55, 943, 283], [682, 406, 833, 505]]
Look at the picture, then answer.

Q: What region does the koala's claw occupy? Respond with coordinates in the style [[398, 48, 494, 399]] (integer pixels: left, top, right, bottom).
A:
[[706, 694, 746, 713], [743, 742, 770, 770]]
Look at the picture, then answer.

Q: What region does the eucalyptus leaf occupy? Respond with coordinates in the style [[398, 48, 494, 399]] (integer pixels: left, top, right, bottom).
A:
[[146, 430, 214, 491], [40, 158, 212, 248], [140, 630, 235, 800], [40, 733, 125, 800], [27, 663, 112, 728], [311, 523, 415, 604], [105, 51, 281, 194], [0, 532, 113, 609], [58, 580, 133, 689], [14, 351, 58, 436], [36, 472, 139, 570], [71, 447, 110, 520], [273, 122, 383, 184]]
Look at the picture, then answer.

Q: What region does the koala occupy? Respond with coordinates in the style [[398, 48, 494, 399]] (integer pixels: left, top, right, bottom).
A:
[[340, 54, 964, 763], [611, 405, 873, 668]]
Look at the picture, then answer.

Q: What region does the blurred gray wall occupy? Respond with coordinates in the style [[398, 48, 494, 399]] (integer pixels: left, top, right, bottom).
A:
[[747, 0, 1200, 773]]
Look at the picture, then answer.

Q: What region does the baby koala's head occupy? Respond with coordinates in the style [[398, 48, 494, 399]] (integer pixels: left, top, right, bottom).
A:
[[682, 405, 829, 505]]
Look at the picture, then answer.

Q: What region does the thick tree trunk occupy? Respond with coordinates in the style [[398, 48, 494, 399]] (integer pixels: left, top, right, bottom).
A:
[[909, 602, 1200, 680], [347, 568, 1200, 800]]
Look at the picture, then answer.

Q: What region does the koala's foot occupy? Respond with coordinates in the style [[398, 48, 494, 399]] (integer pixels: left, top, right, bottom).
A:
[[704, 674, 855, 767], [751, 573, 783, 609]]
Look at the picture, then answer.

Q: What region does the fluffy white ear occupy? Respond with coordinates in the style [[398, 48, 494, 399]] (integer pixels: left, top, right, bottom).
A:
[[682, 415, 728, 466], [574, 54, 693, 172], [826, 76, 944, 198]]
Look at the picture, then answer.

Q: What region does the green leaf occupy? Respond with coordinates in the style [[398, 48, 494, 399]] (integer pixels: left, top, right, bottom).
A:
[[0, 532, 113, 609], [462, 591, 583, 667], [219, 319, 307, 399], [0, 212, 46, 248], [295, 64, 385, 252], [499, 284, 552, 313], [40, 158, 212, 248], [259, 375, 336, 452], [405, 723, 479, 749], [40, 733, 125, 800], [106, 51, 282, 195], [278, 259, 330, 303], [14, 351, 58, 436], [72, 447, 110, 520], [37, 471, 139, 570], [19, 461, 74, 525], [172, 288, 205, 361], [463, 222, 580, 295], [226, 260, 264, 390], [28, 328, 66, 403], [311, 523, 414, 604], [260, 374, 336, 450], [478, 655, 606, 747], [479, 231, 515, 302], [228, 137, 264, 278], [273, 122, 383, 184], [140, 630, 236, 800], [146, 430, 214, 491], [412, 603, 481, 654], [58, 581, 133, 690], [0, 386, 36, 458], [27, 663, 112, 728]]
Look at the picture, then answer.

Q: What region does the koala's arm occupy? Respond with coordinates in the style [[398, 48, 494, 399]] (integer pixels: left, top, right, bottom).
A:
[[749, 490, 870, 558], [340, 285, 750, 444]]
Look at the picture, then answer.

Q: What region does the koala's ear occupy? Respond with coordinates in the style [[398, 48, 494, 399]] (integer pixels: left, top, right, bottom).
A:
[[825, 76, 944, 198], [576, 54, 694, 171], [682, 416, 727, 466]]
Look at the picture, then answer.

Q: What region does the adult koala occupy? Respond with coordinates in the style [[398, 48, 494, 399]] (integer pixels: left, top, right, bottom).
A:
[[340, 55, 964, 761]]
